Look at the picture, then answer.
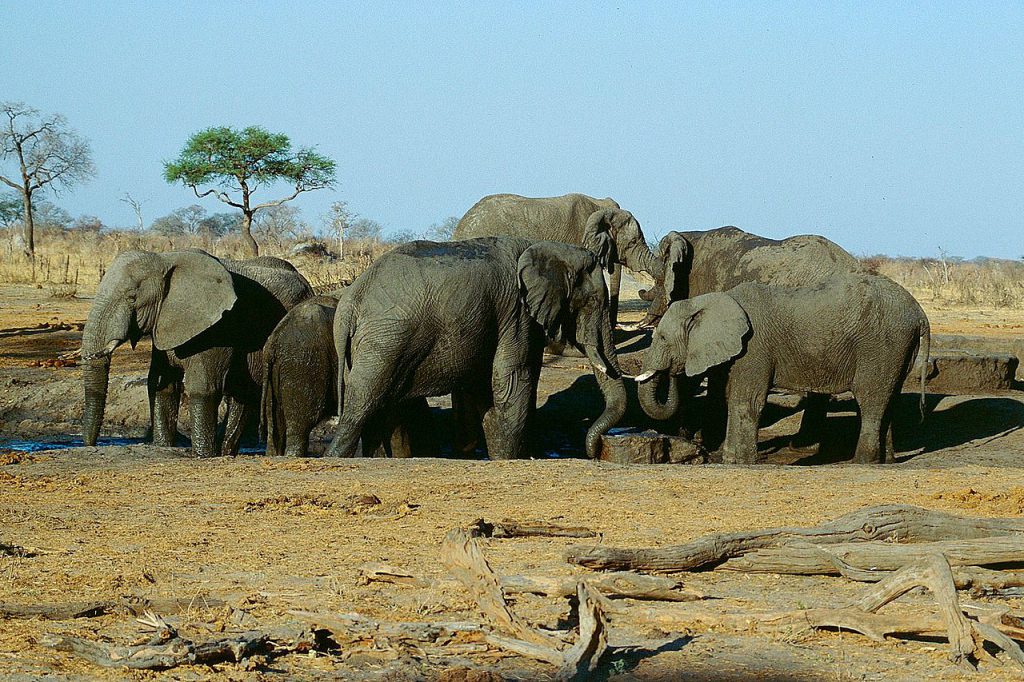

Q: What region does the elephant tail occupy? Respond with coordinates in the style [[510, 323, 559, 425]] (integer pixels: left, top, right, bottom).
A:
[[917, 315, 932, 423], [334, 299, 356, 419], [260, 345, 283, 456]]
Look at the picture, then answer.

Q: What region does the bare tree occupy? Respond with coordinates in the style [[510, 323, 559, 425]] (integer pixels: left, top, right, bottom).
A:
[[119, 193, 145, 231], [324, 200, 355, 259], [0, 102, 95, 258]]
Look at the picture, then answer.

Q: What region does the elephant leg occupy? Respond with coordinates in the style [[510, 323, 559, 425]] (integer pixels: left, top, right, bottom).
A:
[[360, 411, 391, 457], [283, 417, 314, 458], [149, 358, 182, 447], [396, 397, 436, 458], [852, 372, 902, 464], [482, 361, 536, 461], [721, 383, 767, 465], [326, 358, 395, 458], [608, 266, 622, 329], [700, 370, 728, 451], [188, 392, 222, 458], [791, 392, 829, 453], [221, 398, 250, 457], [453, 388, 488, 456]]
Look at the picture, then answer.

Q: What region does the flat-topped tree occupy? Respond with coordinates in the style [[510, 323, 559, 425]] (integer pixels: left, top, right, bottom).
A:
[[163, 126, 335, 256]]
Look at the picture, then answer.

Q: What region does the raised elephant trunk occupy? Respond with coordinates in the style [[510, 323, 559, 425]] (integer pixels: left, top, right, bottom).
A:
[[81, 296, 130, 446], [583, 307, 627, 458], [621, 237, 659, 277]]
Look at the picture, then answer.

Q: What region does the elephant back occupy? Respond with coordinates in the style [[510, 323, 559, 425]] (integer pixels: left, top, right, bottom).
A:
[[685, 226, 863, 296], [453, 193, 611, 245]]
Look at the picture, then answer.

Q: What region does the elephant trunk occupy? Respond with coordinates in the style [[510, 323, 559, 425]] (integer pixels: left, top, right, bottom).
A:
[[583, 308, 627, 458], [637, 370, 680, 421], [81, 297, 130, 446], [82, 355, 111, 446], [622, 238, 659, 278]]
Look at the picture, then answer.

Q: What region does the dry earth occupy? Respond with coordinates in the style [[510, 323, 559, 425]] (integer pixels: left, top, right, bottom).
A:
[[1, 278, 1024, 681]]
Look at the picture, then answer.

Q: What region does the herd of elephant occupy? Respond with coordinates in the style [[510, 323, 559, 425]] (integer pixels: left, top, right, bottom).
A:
[[80, 193, 930, 465]]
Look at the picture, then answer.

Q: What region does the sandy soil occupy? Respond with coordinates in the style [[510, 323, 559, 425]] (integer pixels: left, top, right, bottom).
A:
[[2, 279, 1024, 681]]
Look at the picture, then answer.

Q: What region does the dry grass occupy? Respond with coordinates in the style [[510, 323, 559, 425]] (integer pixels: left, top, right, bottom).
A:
[[0, 228, 394, 296], [5, 228, 1022, 308], [865, 255, 1024, 309]]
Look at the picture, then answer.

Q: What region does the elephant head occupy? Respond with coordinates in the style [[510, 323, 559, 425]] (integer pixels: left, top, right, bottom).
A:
[[517, 242, 627, 457], [81, 249, 237, 446], [582, 208, 658, 277], [635, 293, 750, 420], [637, 231, 692, 327]]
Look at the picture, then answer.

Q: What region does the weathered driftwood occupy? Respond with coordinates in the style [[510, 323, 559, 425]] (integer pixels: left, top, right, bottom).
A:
[[40, 630, 267, 670], [566, 504, 1024, 572], [441, 528, 610, 680], [628, 555, 1024, 672], [483, 582, 609, 680], [442, 528, 561, 647], [288, 610, 485, 644], [0, 595, 227, 621], [358, 563, 702, 602], [719, 536, 1024, 575], [469, 518, 596, 539]]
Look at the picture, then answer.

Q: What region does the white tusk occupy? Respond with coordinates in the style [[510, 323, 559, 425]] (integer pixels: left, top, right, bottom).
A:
[[592, 362, 608, 375], [633, 370, 656, 383], [82, 339, 120, 361]]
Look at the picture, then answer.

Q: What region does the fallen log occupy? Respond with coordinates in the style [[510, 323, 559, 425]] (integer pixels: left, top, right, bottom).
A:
[[288, 610, 485, 644], [626, 555, 1024, 672], [358, 563, 702, 602], [441, 528, 610, 680], [40, 630, 267, 670], [566, 504, 1024, 572], [718, 537, 1024, 575], [441, 528, 561, 647], [469, 518, 596, 539], [0, 595, 227, 621]]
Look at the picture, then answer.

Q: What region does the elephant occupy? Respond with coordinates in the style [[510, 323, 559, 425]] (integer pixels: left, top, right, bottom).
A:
[[636, 226, 866, 449], [635, 274, 931, 464], [324, 237, 627, 460], [82, 249, 313, 457], [261, 294, 436, 458], [638, 226, 864, 326], [453, 193, 660, 327]]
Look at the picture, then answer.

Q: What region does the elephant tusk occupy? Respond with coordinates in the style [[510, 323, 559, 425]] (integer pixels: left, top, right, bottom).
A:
[[592, 362, 608, 375], [633, 370, 656, 383], [618, 322, 641, 332], [81, 339, 120, 361]]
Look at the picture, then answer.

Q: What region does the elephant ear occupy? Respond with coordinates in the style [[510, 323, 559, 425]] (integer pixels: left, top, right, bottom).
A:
[[517, 243, 579, 340], [153, 250, 237, 350], [660, 231, 692, 301], [684, 292, 750, 377], [582, 209, 617, 273]]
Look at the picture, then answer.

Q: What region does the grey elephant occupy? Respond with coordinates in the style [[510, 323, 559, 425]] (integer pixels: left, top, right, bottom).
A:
[[261, 294, 435, 458], [638, 226, 866, 448], [635, 274, 930, 464], [453, 193, 659, 327], [82, 249, 313, 457], [324, 237, 626, 460]]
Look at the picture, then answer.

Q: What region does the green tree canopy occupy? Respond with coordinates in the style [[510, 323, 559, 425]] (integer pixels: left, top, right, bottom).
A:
[[163, 126, 335, 256]]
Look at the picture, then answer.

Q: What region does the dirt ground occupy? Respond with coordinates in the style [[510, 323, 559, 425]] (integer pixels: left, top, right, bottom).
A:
[[2, 279, 1024, 681]]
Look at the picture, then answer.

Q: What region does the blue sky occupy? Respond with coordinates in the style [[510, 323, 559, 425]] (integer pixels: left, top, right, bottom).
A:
[[2, 2, 1022, 258]]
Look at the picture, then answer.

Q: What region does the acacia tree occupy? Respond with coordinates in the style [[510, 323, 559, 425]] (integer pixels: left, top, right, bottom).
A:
[[164, 126, 335, 256], [0, 102, 95, 258]]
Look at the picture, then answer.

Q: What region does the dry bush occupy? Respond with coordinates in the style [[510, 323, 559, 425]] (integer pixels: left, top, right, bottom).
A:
[[865, 255, 1024, 309]]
